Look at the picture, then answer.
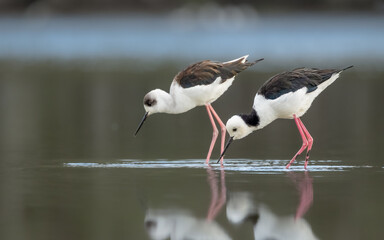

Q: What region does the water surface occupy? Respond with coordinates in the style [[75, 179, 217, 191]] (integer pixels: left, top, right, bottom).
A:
[[1, 158, 384, 239]]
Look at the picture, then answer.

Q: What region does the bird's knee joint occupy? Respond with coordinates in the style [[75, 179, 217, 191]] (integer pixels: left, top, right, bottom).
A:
[[212, 129, 219, 136]]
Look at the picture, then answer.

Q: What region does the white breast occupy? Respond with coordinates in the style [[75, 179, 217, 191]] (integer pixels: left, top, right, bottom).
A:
[[256, 83, 335, 122], [171, 77, 235, 107], [253, 88, 319, 130], [270, 88, 316, 118]]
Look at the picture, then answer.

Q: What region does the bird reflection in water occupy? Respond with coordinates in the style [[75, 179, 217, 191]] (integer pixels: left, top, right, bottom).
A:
[[144, 167, 230, 240], [288, 171, 314, 220], [144, 170, 316, 240], [227, 171, 318, 240]]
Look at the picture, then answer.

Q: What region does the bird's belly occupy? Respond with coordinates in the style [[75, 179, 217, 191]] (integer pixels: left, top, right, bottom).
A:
[[179, 77, 234, 106], [270, 89, 315, 119]]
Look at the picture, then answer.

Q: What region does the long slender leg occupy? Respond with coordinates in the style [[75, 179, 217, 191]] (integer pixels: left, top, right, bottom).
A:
[[207, 105, 226, 165], [205, 105, 218, 164], [297, 118, 314, 169], [286, 115, 308, 169]]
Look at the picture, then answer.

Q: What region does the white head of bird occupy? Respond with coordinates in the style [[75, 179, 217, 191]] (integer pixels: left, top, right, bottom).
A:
[[143, 89, 174, 115], [134, 89, 174, 136], [217, 110, 262, 162], [226, 115, 256, 140]]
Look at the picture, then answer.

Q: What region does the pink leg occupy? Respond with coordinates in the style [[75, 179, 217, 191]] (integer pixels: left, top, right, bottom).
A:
[[207, 105, 226, 165], [297, 118, 314, 169], [286, 115, 308, 169], [205, 105, 218, 165]]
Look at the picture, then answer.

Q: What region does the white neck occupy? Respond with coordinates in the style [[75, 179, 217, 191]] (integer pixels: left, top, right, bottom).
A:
[[253, 95, 278, 130], [155, 89, 195, 114]]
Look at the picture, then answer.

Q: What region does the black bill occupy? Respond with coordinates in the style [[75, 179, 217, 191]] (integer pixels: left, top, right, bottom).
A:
[[217, 137, 234, 163], [134, 112, 149, 136]]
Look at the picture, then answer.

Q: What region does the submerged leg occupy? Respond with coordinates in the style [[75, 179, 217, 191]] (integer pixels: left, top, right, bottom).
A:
[[297, 118, 313, 169], [205, 105, 218, 165], [286, 115, 308, 169], [208, 105, 226, 165]]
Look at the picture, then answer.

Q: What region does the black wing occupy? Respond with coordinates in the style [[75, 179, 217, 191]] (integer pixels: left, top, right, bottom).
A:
[[258, 68, 341, 100], [174, 57, 255, 89]]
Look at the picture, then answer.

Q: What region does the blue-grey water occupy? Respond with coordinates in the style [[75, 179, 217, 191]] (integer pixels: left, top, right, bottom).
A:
[[0, 14, 384, 240]]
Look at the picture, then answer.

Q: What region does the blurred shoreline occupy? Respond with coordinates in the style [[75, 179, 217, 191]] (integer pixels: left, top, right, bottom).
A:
[[1, 13, 383, 70]]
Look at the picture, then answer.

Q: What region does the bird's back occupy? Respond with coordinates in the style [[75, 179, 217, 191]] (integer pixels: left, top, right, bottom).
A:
[[258, 68, 341, 100], [169, 56, 259, 108], [174, 57, 255, 89]]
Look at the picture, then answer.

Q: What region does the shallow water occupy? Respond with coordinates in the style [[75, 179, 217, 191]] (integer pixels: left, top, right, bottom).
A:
[[65, 159, 373, 172], [1, 158, 384, 239]]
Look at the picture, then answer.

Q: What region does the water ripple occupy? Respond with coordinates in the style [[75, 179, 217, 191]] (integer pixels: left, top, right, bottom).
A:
[[64, 159, 373, 173]]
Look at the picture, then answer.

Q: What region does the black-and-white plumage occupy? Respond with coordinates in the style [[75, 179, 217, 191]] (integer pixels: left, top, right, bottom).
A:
[[135, 55, 264, 164], [219, 66, 353, 169], [175, 58, 256, 88], [258, 67, 353, 100]]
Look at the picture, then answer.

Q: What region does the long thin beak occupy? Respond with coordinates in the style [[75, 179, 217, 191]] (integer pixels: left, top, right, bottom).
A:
[[217, 137, 234, 163], [134, 112, 149, 136]]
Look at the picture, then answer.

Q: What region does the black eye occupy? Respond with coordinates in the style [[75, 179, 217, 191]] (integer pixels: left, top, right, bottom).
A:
[[144, 98, 156, 107], [233, 128, 237, 132]]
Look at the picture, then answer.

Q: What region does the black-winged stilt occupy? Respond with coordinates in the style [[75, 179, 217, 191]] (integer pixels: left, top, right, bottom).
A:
[[218, 66, 353, 169], [135, 55, 264, 164]]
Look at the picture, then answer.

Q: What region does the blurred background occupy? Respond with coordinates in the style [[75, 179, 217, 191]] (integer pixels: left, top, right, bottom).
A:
[[1, 0, 384, 13], [1, 1, 384, 239], [0, 0, 383, 163]]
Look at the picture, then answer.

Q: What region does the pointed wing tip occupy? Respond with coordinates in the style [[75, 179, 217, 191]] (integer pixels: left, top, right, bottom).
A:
[[342, 65, 354, 71], [254, 58, 264, 63]]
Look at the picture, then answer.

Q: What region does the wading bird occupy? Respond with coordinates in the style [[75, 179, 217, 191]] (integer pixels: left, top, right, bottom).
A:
[[135, 56, 264, 164], [219, 66, 353, 169]]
